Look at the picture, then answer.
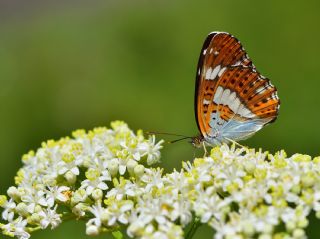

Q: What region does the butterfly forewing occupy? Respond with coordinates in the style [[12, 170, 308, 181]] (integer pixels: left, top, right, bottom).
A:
[[195, 32, 280, 144]]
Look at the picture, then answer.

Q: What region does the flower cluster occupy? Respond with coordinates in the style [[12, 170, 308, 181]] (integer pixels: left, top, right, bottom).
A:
[[0, 121, 163, 239], [1, 121, 320, 239]]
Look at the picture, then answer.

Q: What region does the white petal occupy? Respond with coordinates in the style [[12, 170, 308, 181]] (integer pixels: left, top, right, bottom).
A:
[[119, 165, 126, 175]]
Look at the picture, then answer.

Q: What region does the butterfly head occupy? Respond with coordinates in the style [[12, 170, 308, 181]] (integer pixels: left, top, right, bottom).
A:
[[191, 135, 204, 148]]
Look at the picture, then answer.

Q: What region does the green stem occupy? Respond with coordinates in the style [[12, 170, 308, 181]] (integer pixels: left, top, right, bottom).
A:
[[61, 212, 76, 221], [185, 217, 201, 239]]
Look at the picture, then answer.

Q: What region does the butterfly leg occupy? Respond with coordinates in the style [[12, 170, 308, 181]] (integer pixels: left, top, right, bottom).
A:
[[202, 141, 208, 157], [225, 137, 247, 149]]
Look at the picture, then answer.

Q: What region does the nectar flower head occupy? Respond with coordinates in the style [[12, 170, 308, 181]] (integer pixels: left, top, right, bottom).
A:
[[1, 121, 320, 239]]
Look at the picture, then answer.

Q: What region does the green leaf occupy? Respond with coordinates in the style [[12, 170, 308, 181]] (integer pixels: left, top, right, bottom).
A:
[[112, 231, 123, 239]]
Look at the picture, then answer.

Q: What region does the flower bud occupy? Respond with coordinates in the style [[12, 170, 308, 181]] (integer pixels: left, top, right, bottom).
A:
[[286, 221, 296, 231], [72, 203, 86, 217], [0, 195, 7, 207], [134, 165, 145, 178], [244, 161, 255, 174], [301, 174, 315, 188], [291, 185, 301, 194], [28, 213, 41, 225], [127, 159, 138, 175], [82, 156, 92, 168], [262, 224, 273, 234], [65, 171, 77, 184], [16, 203, 29, 217], [34, 205, 43, 213], [92, 189, 103, 201], [86, 225, 100, 236], [297, 218, 308, 228], [7, 186, 20, 200], [258, 234, 272, 239], [241, 221, 255, 236], [71, 189, 87, 205], [108, 159, 119, 176], [100, 209, 109, 225], [293, 228, 305, 238]]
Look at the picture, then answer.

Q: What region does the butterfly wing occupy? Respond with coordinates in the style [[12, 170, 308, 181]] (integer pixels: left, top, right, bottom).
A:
[[194, 32, 280, 144], [211, 66, 279, 142]]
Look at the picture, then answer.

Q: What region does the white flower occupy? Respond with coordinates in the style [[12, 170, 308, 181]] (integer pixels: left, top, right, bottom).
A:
[[157, 221, 184, 239], [86, 203, 108, 228], [57, 155, 82, 176], [120, 138, 143, 161], [281, 205, 310, 229], [141, 168, 164, 192], [80, 169, 110, 195], [164, 170, 191, 198], [127, 211, 146, 237], [105, 200, 133, 226], [106, 178, 141, 200], [45, 186, 70, 207], [21, 189, 48, 213], [136, 196, 168, 225], [72, 203, 88, 217], [113, 157, 128, 175], [1, 198, 16, 221], [194, 190, 230, 223], [137, 135, 163, 165], [209, 218, 237, 239], [71, 189, 87, 204], [1, 217, 30, 239], [216, 163, 246, 192], [38, 206, 61, 229], [170, 199, 192, 226], [91, 156, 112, 178]]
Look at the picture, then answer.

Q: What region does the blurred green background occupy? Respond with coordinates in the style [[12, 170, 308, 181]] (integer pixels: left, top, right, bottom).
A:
[[0, 0, 319, 238]]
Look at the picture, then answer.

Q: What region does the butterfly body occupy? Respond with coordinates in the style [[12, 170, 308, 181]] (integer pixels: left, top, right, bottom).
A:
[[193, 32, 280, 147]]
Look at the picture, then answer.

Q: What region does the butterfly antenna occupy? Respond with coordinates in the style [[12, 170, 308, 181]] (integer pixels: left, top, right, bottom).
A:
[[168, 136, 192, 144], [146, 131, 193, 144], [146, 131, 191, 138]]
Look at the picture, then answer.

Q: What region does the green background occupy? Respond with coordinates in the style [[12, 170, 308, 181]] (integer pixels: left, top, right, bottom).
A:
[[0, 0, 319, 238]]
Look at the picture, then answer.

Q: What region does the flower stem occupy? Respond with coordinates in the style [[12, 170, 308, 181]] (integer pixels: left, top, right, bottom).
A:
[[185, 217, 201, 239]]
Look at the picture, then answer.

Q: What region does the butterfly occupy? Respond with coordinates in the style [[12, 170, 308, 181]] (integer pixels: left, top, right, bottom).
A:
[[191, 32, 280, 148]]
